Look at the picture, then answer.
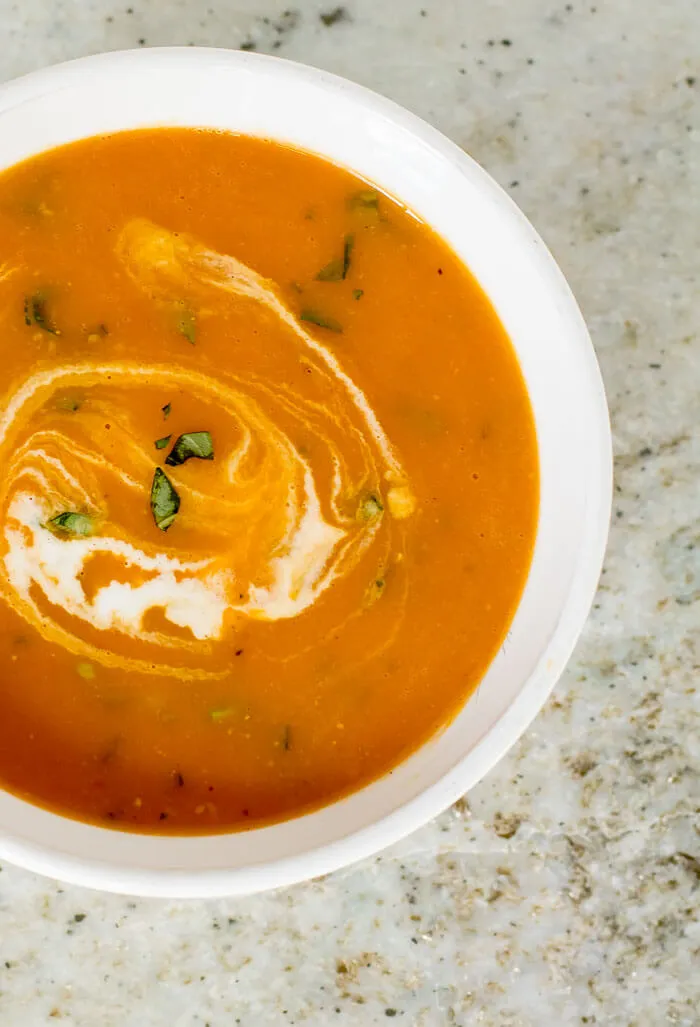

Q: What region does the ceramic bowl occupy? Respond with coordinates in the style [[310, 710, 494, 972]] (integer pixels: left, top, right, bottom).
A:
[[0, 48, 611, 896]]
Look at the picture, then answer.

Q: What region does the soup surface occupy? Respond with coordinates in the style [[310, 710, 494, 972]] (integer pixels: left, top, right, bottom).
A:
[[0, 129, 537, 832]]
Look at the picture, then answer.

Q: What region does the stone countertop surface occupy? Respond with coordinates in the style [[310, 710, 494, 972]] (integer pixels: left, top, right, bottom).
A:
[[0, 1, 698, 1024]]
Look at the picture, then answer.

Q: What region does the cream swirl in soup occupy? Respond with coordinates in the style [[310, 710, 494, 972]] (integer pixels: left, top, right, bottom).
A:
[[0, 221, 415, 680]]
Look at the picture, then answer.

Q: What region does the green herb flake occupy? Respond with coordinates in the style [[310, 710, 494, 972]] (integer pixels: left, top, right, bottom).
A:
[[85, 322, 109, 341], [177, 309, 196, 345], [358, 493, 384, 521], [210, 707, 234, 722], [364, 576, 386, 607], [165, 431, 214, 467], [155, 435, 172, 451], [343, 234, 354, 275], [24, 292, 60, 335], [54, 394, 83, 413], [76, 662, 96, 681], [353, 288, 364, 300], [315, 257, 345, 282], [349, 189, 379, 211], [150, 467, 180, 532], [162, 403, 172, 419], [18, 195, 53, 220], [316, 233, 354, 282], [47, 512, 94, 537], [300, 309, 343, 333]]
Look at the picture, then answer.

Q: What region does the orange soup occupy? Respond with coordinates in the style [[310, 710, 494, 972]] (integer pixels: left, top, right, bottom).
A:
[[0, 130, 537, 832]]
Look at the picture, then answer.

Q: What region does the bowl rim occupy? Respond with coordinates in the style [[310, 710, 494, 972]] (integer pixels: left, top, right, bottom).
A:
[[0, 46, 612, 897]]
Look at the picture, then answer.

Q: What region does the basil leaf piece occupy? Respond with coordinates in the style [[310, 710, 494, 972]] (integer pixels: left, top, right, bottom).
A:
[[343, 234, 354, 276], [47, 512, 94, 537], [316, 234, 354, 282], [315, 257, 344, 282], [300, 309, 343, 333], [155, 435, 171, 451], [352, 288, 364, 300], [178, 309, 196, 345], [349, 189, 379, 211], [150, 467, 180, 531], [162, 403, 172, 419], [348, 189, 381, 227], [165, 431, 214, 467], [24, 292, 60, 335]]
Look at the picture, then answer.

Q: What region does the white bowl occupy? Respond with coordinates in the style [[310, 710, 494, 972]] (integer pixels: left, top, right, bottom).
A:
[[0, 47, 611, 897]]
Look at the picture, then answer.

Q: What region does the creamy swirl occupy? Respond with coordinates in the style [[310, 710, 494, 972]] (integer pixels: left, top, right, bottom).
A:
[[0, 220, 415, 679]]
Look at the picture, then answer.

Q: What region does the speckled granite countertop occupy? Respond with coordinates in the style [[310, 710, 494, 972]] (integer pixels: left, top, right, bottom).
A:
[[0, 1, 698, 1024]]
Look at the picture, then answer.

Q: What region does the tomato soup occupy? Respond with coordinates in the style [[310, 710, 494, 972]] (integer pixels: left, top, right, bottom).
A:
[[0, 130, 537, 832]]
